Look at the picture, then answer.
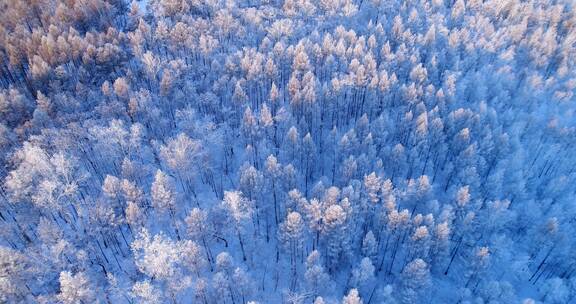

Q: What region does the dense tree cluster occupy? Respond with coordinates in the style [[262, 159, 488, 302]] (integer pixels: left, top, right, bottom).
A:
[[1, 0, 576, 303]]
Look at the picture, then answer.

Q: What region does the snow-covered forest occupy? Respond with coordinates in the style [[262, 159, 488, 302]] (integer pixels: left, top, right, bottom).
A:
[[0, 0, 575, 302]]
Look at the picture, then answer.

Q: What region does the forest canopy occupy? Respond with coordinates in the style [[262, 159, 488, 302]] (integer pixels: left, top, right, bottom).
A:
[[0, 0, 575, 303]]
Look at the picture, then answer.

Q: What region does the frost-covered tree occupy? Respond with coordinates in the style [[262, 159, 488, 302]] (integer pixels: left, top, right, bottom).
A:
[[361, 230, 377, 262], [280, 211, 304, 266], [221, 191, 254, 261], [364, 172, 381, 204], [131, 229, 181, 280], [322, 204, 348, 270], [342, 288, 363, 304], [185, 207, 214, 269], [57, 271, 96, 304], [351, 257, 375, 290], [0, 247, 31, 302], [305, 250, 330, 297], [151, 170, 176, 214], [159, 133, 205, 197], [399, 259, 431, 304], [131, 280, 162, 304]]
